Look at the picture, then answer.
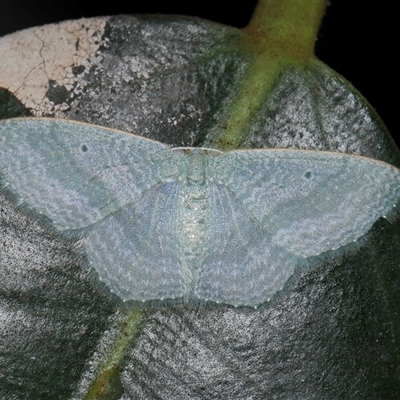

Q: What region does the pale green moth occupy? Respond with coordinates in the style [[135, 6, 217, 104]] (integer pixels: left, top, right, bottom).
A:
[[0, 118, 399, 307]]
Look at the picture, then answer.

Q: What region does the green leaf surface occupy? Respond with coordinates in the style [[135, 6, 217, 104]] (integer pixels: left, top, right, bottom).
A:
[[0, 1, 399, 398]]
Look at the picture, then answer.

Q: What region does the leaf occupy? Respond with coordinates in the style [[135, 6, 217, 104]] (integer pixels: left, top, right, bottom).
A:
[[0, 2, 399, 398]]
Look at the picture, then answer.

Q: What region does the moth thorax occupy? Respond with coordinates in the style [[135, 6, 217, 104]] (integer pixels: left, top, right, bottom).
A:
[[186, 151, 206, 186], [179, 157, 210, 284]]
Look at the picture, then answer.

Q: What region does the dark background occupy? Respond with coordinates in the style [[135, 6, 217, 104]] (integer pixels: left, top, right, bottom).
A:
[[0, 1, 397, 146]]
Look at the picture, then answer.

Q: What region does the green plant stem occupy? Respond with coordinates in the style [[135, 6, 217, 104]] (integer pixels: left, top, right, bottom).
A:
[[215, 0, 327, 150], [84, 308, 144, 400]]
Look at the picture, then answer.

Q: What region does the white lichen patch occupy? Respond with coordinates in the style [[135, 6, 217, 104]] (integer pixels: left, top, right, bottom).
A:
[[0, 17, 108, 115]]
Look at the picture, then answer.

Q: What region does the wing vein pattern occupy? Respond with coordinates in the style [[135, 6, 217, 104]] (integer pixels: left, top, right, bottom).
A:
[[1, 118, 400, 307]]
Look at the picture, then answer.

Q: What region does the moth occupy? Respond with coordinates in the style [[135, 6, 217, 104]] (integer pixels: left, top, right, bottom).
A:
[[1, 118, 399, 307]]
